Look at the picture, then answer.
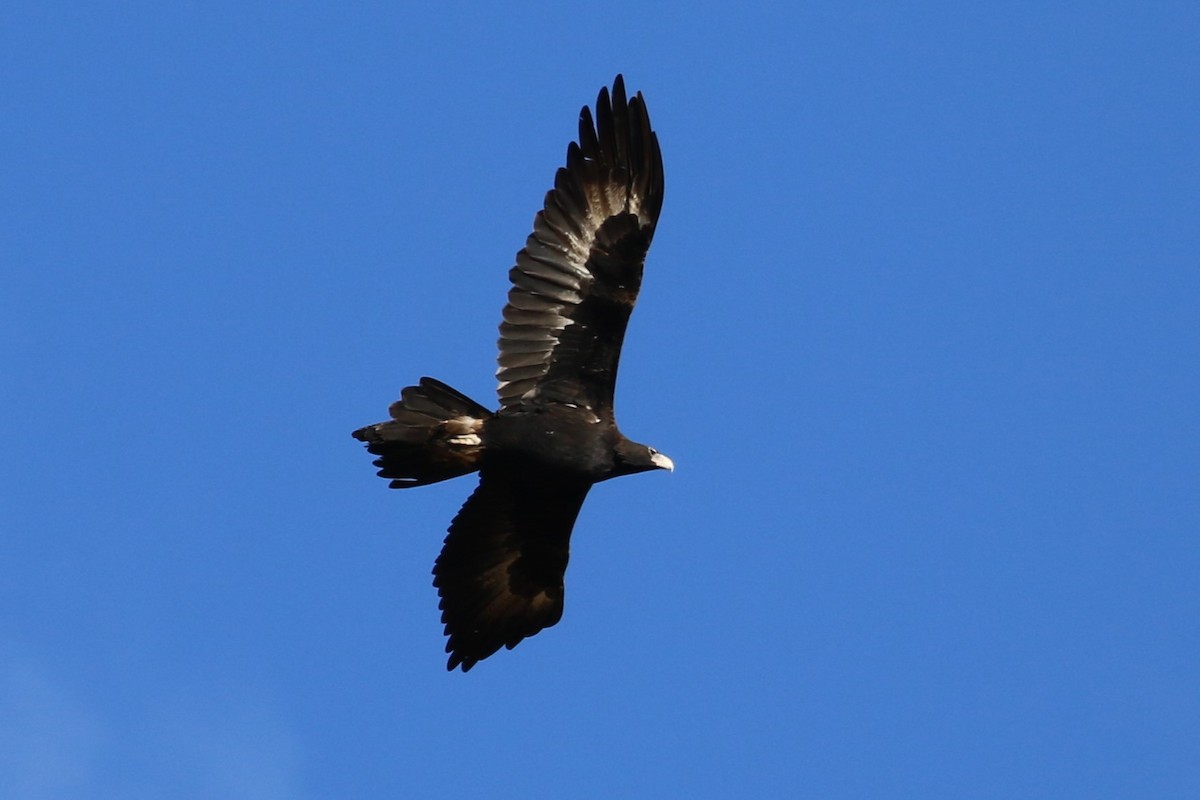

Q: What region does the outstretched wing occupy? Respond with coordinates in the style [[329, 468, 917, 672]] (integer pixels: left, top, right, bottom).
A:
[[433, 467, 591, 672], [496, 75, 664, 413]]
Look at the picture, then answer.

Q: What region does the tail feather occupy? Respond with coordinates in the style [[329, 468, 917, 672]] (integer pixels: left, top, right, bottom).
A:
[[353, 377, 492, 488]]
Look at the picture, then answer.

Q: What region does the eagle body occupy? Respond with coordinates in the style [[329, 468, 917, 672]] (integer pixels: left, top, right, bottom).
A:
[[483, 404, 662, 482], [353, 76, 670, 671]]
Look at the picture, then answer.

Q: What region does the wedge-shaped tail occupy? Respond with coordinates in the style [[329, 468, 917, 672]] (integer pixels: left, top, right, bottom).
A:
[[352, 377, 492, 488]]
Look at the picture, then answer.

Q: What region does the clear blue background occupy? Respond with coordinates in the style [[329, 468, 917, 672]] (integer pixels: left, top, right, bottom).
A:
[[3, 3, 1197, 797]]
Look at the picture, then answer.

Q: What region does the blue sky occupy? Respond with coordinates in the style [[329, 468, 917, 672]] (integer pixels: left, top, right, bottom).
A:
[[3, 2, 1198, 797]]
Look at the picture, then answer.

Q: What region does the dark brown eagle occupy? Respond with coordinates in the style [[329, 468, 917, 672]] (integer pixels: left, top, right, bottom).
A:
[[353, 76, 671, 672]]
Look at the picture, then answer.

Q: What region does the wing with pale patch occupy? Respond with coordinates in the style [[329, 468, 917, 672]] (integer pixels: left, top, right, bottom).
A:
[[496, 75, 664, 412], [432, 467, 591, 672]]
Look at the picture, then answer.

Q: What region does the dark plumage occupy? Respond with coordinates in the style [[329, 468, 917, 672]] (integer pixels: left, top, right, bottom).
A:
[[353, 76, 671, 672]]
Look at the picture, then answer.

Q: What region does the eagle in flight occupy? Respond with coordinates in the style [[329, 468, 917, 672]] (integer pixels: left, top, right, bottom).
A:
[[353, 76, 671, 671]]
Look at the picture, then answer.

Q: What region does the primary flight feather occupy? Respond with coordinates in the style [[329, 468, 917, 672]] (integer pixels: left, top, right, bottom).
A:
[[353, 75, 671, 672]]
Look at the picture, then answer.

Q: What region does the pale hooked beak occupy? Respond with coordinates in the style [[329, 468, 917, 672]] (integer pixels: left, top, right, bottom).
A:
[[651, 452, 675, 472]]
